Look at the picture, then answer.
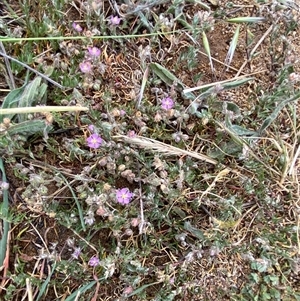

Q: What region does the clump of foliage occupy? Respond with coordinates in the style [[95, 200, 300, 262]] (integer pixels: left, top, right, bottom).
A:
[[0, 0, 300, 300]]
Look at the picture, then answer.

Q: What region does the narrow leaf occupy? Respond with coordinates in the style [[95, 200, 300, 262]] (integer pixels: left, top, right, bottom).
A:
[[36, 263, 56, 301], [202, 31, 214, 74], [127, 282, 159, 297], [6, 120, 50, 136], [230, 125, 257, 136], [64, 281, 97, 301], [0, 158, 10, 268], [259, 92, 300, 134], [227, 17, 265, 23], [183, 75, 254, 93], [150, 62, 184, 88], [0, 84, 26, 122], [224, 25, 240, 71], [136, 66, 149, 108], [184, 221, 205, 240], [222, 77, 253, 89], [18, 77, 42, 108], [146, 63, 196, 100]]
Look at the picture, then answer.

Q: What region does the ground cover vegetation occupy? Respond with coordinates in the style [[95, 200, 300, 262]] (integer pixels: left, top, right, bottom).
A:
[[0, 0, 300, 300]]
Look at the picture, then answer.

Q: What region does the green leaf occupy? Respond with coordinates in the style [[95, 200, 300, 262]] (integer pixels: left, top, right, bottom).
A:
[[224, 25, 240, 70], [259, 92, 300, 134], [226, 17, 265, 23], [184, 221, 205, 240], [222, 77, 254, 89], [229, 125, 257, 136], [150, 62, 195, 100], [0, 158, 10, 268], [0, 84, 26, 122], [150, 62, 184, 88], [18, 77, 42, 108], [36, 263, 56, 301], [173, 206, 187, 218], [6, 120, 50, 137], [127, 282, 158, 297], [202, 31, 214, 74], [18, 77, 44, 122]]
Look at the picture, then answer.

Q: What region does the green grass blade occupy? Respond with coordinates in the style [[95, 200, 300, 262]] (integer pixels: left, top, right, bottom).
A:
[[202, 31, 214, 74], [259, 92, 300, 134], [59, 173, 86, 231], [187, 0, 210, 10], [127, 282, 160, 297], [224, 25, 240, 71], [35, 263, 56, 301], [222, 77, 254, 89], [64, 281, 97, 301], [0, 158, 10, 268], [226, 17, 265, 23]]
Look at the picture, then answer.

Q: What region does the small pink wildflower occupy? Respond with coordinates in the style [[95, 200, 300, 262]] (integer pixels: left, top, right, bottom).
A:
[[109, 15, 121, 25], [127, 130, 136, 138], [116, 188, 133, 205], [79, 61, 92, 73], [88, 256, 100, 267], [123, 286, 134, 296], [88, 124, 95, 132], [72, 22, 83, 32], [161, 96, 174, 110], [87, 46, 101, 57], [131, 218, 140, 227], [87, 133, 102, 149]]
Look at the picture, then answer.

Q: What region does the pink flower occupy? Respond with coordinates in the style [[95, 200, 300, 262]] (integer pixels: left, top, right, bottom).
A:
[[116, 188, 133, 205], [72, 22, 83, 32], [109, 15, 121, 25], [88, 124, 95, 132], [87, 46, 101, 57], [88, 256, 100, 267], [123, 286, 134, 296], [161, 96, 174, 110], [87, 133, 102, 149], [127, 130, 136, 138], [79, 61, 92, 73]]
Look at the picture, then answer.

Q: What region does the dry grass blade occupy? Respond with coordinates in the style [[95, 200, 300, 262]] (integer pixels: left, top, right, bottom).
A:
[[236, 23, 275, 77], [26, 278, 33, 301], [113, 135, 217, 165], [0, 106, 89, 115], [288, 144, 300, 176], [0, 50, 64, 89], [0, 42, 15, 89], [136, 66, 149, 109]]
